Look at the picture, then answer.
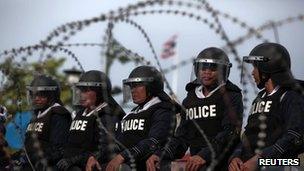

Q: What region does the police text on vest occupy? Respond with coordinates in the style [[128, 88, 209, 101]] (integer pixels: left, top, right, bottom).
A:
[[70, 120, 88, 131], [186, 105, 216, 120]]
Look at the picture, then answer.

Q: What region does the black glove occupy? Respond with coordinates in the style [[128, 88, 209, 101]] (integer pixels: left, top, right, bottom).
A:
[[11, 151, 27, 166], [56, 158, 74, 171], [56, 154, 86, 171]]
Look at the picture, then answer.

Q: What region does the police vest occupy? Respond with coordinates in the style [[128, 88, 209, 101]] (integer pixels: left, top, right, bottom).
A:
[[25, 104, 61, 145], [24, 103, 69, 159], [117, 101, 172, 149], [64, 103, 111, 157], [244, 88, 286, 156], [182, 87, 226, 151], [66, 112, 98, 156]]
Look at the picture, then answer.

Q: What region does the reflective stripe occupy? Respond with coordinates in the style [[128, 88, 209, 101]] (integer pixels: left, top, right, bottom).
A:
[[243, 56, 269, 63], [27, 86, 57, 91], [82, 102, 108, 117], [37, 103, 61, 118], [123, 77, 154, 84], [195, 58, 230, 66], [75, 82, 105, 87]]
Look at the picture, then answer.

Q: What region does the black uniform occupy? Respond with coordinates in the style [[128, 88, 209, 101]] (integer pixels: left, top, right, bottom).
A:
[[160, 80, 243, 169], [24, 103, 71, 170], [115, 97, 176, 170], [61, 101, 124, 170], [233, 87, 304, 161]]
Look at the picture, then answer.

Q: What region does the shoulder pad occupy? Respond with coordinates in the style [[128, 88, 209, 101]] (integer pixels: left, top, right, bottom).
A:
[[296, 79, 304, 90], [99, 103, 125, 120], [185, 79, 200, 92], [51, 105, 71, 116], [225, 80, 242, 93], [155, 101, 181, 114]]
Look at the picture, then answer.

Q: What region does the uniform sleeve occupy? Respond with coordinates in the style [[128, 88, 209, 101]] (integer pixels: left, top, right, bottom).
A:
[[261, 92, 304, 158], [70, 115, 108, 166], [95, 114, 116, 163], [45, 113, 71, 164], [154, 109, 189, 160], [229, 142, 243, 161], [120, 109, 175, 162], [197, 91, 243, 163]]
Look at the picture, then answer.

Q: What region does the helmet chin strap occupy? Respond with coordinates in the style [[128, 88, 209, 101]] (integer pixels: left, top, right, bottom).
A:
[[257, 72, 270, 89], [138, 94, 153, 108]]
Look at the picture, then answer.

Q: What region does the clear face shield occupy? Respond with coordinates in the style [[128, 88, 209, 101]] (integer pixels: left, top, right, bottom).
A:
[[26, 86, 57, 109], [241, 56, 269, 84], [190, 58, 231, 84], [122, 77, 154, 103], [72, 82, 107, 106]]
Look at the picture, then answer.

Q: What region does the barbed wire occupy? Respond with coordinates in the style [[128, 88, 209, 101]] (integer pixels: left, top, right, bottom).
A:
[[0, 45, 84, 72]]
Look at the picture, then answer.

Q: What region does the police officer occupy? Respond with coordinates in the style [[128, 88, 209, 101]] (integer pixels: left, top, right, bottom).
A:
[[22, 75, 71, 170], [87, 66, 177, 171], [0, 105, 7, 136], [147, 47, 243, 171], [56, 70, 125, 171], [0, 105, 11, 171], [228, 43, 304, 171]]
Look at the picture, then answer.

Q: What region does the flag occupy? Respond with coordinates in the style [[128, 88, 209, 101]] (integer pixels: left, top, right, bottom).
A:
[[161, 34, 178, 59]]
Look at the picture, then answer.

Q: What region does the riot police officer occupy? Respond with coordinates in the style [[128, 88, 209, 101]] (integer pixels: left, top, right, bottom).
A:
[[147, 47, 243, 171], [228, 43, 304, 171], [0, 105, 7, 136], [22, 75, 71, 170], [56, 70, 125, 171], [0, 105, 11, 171], [86, 66, 177, 171]]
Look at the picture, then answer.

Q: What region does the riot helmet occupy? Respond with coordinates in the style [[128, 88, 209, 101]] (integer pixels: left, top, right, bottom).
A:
[[26, 75, 61, 110], [123, 66, 164, 103], [243, 43, 293, 89], [192, 47, 232, 84], [73, 70, 112, 106]]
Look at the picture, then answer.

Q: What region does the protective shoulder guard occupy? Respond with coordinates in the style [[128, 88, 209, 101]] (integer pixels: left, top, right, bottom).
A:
[[158, 101, 181, 114], [295, 79, 304, 94], [297, 79, 304, 88], [185, 79, 200, 92], [50, 105, 71, 116], [225, 80, 242, 93]]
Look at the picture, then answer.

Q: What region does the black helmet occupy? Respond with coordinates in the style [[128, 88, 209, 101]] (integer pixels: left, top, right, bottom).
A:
[[27, 75, 61, 109], [124, 66, 163, 95], [246, 42, 293, 88], [73, 70, 112, 105], [193, 47, 232, 82]]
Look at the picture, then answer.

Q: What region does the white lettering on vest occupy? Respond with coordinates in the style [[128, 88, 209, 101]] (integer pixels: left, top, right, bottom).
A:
[[186, 105, 216, 120], [27, 122, 44, 132], [70, 120, 88, 131], [251, 101, 272, 115], [121, 119, 145, 132]]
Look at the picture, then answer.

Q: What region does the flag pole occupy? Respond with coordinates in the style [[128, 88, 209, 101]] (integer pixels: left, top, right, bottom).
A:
[[172, 47, 179, 97]]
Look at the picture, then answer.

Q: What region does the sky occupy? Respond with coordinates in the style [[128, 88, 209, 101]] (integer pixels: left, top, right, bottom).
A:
[[0, 0, 304, 115]]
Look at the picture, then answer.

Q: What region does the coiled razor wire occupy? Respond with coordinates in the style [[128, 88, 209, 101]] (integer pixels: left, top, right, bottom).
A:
[[35, 0, 259, 93]]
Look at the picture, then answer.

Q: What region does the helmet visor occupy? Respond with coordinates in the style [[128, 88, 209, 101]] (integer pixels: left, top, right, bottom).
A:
[[192, 58, 231, 83], [26, 86, 57, 109], [122, 77, 153, 103], [241, 55, 269, 83], [72, 82, 108, 106], [72, 85, 82, 106]]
